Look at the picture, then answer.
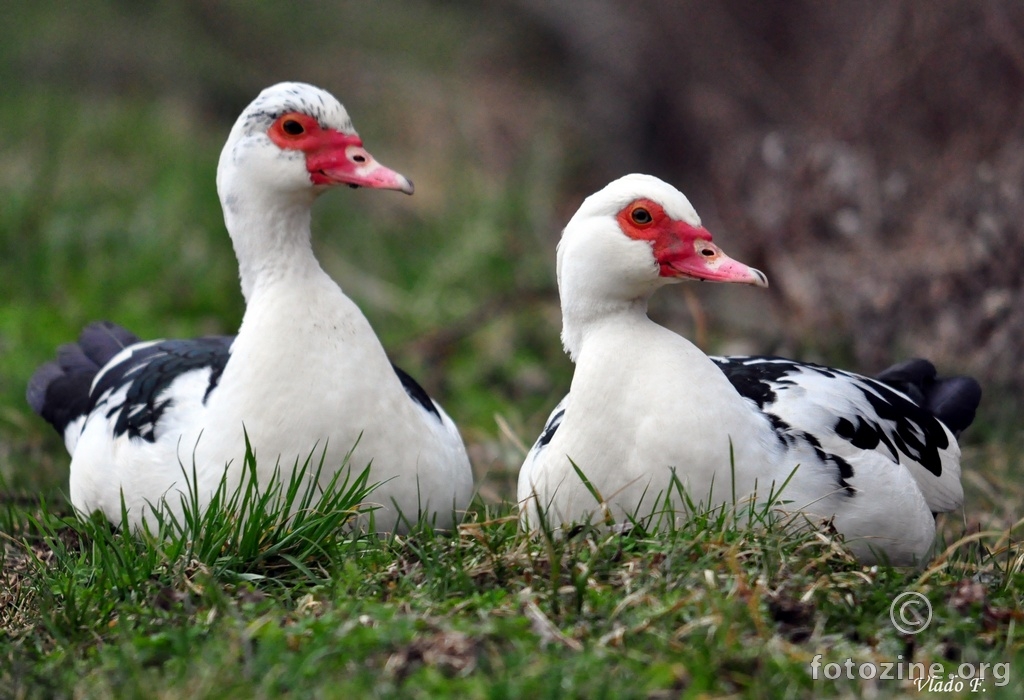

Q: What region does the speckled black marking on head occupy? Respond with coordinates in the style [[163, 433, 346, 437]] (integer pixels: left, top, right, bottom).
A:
[[238, 85, 355, 138], [93, 337, 233, 442], [391, 363, 441, 422]]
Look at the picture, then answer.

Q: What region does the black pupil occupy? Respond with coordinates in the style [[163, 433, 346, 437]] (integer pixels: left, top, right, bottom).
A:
[[283, 120, 304, 135], [633, 208, 652, 224]]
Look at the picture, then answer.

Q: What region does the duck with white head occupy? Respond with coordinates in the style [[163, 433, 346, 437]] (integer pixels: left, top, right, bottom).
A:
[[28, 82, 473, 533], [519, 174, 980, 565]]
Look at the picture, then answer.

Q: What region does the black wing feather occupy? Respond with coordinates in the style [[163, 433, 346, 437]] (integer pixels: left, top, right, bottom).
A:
[[712, 355, 978, 481], [27, 321, 142, 436], [874, 358, 981, 436], [93, 336, 234, 442], [390, 363, 441, 422], [31, 322, 446, 441]]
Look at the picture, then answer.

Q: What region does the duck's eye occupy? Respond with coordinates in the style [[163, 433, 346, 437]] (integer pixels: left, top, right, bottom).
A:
[[282, 119, 304, 136], [630, 207, 653, 225]]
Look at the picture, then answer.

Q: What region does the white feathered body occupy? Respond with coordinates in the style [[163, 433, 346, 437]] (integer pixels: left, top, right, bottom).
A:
[[30, 82, 473, 533], [69, 268, 470, 531], [518, 173, 976, 565]]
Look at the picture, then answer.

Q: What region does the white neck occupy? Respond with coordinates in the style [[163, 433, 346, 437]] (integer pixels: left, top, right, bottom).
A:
[[220, 187, 324, 303], [556, 226, 664, 362], [561, 291, 651, 362]]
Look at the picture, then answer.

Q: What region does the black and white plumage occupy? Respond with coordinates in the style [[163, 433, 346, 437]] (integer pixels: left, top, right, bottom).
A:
[[518, 174, 981, 564], [28, 83, 473, 532]]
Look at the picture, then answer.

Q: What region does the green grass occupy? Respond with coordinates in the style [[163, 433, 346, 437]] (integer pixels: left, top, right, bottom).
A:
[[3, 89, 1023, 698], [3, 463, 1024, 698], [3, 4, 1024, 697]]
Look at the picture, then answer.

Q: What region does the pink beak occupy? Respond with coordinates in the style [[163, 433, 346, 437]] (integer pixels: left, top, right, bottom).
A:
[[306, 144, 414, 194], [301, 128, 414, 194], [658, 225, 768, 287]]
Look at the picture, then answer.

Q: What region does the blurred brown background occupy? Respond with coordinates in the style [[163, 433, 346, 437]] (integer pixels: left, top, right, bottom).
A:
[[4, 0, 1022, 405], [507, 0, 1024, 395]]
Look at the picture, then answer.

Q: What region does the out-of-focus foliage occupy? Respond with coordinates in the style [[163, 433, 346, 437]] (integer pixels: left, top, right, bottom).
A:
[[502, 0, 1024, 393], [0, 1, 571, 494], [2, 1, 1020, 497]]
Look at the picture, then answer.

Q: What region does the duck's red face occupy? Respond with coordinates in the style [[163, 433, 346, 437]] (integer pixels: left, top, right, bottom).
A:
[[616, 199, 767, 287], [267, 112, 414, 194]]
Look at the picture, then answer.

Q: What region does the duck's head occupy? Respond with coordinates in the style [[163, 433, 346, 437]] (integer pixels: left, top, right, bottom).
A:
[[556, 174, 767, 359], [557, 173, 767, 302], [217, 82, 413, 205]]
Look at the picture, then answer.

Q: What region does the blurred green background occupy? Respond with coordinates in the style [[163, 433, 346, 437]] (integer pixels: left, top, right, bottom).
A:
[[2, 1, 1022, 508]]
